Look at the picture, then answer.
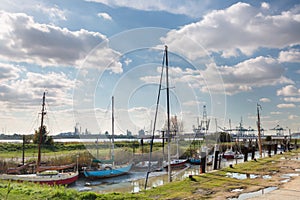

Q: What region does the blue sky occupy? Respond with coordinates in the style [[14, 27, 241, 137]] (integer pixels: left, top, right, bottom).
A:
[[0, 0, 300, 136]]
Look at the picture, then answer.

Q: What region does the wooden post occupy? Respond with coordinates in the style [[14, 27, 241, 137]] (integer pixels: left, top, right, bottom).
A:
[[243, 145, 248, 162], [251, 145, 255, 160], [22, 135, 25, 165], [213, 144, 219, 170], [256, 104, 263, 158], [200, 150, 206, 173]]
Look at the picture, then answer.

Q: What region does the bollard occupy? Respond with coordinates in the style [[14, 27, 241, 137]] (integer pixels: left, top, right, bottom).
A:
[[213, 144, 219, 170], [268, 144, 271, 157], [243, 147, 248, 162], [251, 146, 255, 160], [200, 151, 206, 173]]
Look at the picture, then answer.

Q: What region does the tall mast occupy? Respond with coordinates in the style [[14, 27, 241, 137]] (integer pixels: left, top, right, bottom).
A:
[[111, 96, 115, 167], [165, 45, 172, 182], [145, 47, 166, 189], [257, 104, 263, 158], [37, 91, 46, 172]]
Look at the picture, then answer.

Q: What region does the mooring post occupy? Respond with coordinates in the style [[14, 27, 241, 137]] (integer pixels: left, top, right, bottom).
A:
[[213, 144, 219, 170], [251, 145, 255, 160], [200, 147, 206, 173], [243, 145, 248, 162]]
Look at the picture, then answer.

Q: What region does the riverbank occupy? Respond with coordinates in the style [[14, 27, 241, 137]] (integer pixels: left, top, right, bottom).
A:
[[249, 175, 300, 200], [0, 149, 299, 199], [194, 150, 300, 200]]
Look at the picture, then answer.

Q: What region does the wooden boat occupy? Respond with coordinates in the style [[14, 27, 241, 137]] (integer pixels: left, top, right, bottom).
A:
[[1, 170, 79, 185], [83, 96, 132, 179], [222, 149, 235, 159], [163, 159, 188, 170], [0, 92, 78, 185]]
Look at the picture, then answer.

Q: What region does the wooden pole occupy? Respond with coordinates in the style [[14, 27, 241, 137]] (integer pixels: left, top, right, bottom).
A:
[[37, 92, 46, 172], [257, 104, 263, 158]]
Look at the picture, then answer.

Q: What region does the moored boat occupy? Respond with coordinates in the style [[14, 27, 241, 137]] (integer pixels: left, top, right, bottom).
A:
[[83, 163, 132, 179], [1, 170, 79, 185], [163, 159, 188, 170], [188, 157, 201, 165], [0, 92, 78, 185], [83, 96, 132, 179], [222, 149, 235, 159]]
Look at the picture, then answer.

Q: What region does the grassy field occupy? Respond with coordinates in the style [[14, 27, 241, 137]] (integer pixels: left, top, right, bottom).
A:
[[0, 148, 299, 199]]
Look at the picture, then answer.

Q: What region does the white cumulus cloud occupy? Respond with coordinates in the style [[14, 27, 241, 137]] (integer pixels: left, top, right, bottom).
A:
[[161, 2, 300, 59], [0, 11, 107, 67], [259, 98, 271, 102], [277, 85, 300, 96], [97, 12, 112, 21], [279, 49, 300, 63], [202, 56, 292, 95], [277, 103, 296, 108]]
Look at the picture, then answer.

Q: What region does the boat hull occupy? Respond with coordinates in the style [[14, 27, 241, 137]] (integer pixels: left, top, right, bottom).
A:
[[0, 171, 79, 185], [164, 159, 188, 170], [222, 153, 235, 159], [84, 163, 132, 179], [188, 158, 201, 165]]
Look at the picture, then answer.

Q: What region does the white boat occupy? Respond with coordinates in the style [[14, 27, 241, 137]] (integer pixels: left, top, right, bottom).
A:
[[1, 92, 78, 185]]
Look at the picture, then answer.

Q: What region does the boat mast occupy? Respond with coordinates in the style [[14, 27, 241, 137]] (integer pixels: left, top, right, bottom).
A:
[[112, 96, 115, 167], [144, 47, 166, 189], [257, 103, 263, 158], [165, 45, 172, 182], [37, 91, 46, 172]]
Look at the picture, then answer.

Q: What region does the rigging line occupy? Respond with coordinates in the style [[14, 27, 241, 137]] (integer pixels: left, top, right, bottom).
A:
[[144, 48, 166, 190], [26, 112, 40, 134], [45, 99, 63, 134]]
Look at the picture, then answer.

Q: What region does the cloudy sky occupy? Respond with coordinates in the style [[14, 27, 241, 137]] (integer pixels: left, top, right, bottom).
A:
[[0, 0, 300, 136]]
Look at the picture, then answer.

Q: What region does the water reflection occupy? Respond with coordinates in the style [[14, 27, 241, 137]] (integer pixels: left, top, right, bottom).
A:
[[71, 166, 201, 193], [70, 151, 270, 194]]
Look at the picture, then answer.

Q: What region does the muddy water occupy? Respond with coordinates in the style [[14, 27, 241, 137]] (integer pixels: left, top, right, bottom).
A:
[[69, 150, 269, 193], [70, 166, 201, 193], [70, 158, 244, 193]]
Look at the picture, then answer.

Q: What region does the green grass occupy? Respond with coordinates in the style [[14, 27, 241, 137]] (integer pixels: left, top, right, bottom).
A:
[[1, 145, 299, 200], [0, 181, 149, 200]]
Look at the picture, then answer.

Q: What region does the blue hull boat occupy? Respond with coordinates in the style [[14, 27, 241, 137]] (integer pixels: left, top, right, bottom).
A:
[[188, 158, 201, 165], [83, 163, 132, 179]]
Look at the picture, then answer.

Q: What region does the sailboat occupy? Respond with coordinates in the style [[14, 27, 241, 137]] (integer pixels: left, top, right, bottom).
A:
[[145, 45, 187, 188], [1, 92, 79, 185], [163, 137, 188, 170], [83, 96, 132, 179]]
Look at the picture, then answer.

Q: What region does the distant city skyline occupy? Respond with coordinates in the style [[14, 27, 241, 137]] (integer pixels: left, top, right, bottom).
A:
[[0, 0, 300, 135]]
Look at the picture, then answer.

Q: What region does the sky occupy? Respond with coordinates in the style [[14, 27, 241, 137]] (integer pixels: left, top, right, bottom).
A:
[[0, 0, 300, 136]]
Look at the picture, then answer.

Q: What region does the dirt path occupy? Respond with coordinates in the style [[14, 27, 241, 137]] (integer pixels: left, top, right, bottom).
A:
[[248, 175, 300, 200]]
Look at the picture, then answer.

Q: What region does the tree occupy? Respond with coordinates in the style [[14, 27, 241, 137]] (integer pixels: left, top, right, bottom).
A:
[[163, 115, 184, 135], [23, 135, 32, 144], [33, 125, 53, 145]]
